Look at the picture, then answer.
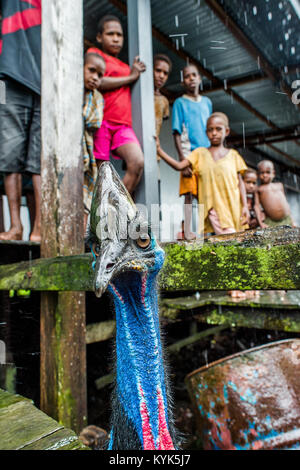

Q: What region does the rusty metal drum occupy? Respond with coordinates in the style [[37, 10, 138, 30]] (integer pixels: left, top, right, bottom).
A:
[[185, 339, 300, 450]]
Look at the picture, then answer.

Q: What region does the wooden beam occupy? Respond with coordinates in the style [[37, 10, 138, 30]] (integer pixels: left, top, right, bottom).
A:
[[228, 126, 300, 147], [86, 321, 116, 344], [40, 1, 86, 433], [127, 0, 159, 212], [1, 228, 300, 291], [205, 0, 300, 111]]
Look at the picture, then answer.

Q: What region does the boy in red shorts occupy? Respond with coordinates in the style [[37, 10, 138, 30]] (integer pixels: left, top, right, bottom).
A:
[[87, 15, 146, 195]]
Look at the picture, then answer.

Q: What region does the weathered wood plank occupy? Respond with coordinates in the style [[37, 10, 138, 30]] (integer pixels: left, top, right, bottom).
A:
[[22, 427, 88, 450], [86, 321, 116, 344], [0, 389, 88, 450], [195, 308, 300, 333], [40, 0, 86, 433], [161, 291, 300, 312], [0, 388, 31, 409], [0, 400, 63, 450], [1, 228, 300, 291]]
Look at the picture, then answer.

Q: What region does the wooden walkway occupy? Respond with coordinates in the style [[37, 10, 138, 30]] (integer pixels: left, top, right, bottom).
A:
[[0, 388, 88, 450]]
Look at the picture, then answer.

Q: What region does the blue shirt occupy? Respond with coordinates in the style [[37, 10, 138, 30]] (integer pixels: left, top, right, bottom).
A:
[[172, 95, 212, 156]]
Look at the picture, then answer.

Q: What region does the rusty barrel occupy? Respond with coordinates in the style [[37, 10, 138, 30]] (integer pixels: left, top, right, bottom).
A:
[[185, 339, 300, 450]]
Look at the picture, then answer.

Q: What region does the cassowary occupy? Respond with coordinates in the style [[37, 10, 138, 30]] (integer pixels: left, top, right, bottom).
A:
[[87, 162, 178, 450]]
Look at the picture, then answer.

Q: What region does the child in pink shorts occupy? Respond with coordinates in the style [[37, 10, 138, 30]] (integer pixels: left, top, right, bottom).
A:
[[88, 15, 146, 195]]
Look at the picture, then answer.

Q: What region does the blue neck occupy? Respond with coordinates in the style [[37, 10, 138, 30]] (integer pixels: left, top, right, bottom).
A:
[[107, 266, 175, 450]]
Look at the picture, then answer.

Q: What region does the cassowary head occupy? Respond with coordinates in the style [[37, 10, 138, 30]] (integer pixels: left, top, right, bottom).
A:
[[86, 163, 177, 450], [87, 162, 164, 298]]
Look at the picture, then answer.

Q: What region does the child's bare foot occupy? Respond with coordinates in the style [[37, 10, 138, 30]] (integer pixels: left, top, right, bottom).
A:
[[228, 290, 260, 299], [0, 227, 23, 241], [185, 232, 197, 240], [246, 290, 260, 298], [228, 290, 247, 299], [29, 232, 41, 243]]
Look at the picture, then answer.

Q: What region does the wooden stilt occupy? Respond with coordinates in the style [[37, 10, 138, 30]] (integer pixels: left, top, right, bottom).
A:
[[40, 1, 86, 433]]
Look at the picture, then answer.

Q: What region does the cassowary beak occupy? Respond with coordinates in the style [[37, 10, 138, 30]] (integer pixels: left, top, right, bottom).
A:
[[89, 162, 151, 298]]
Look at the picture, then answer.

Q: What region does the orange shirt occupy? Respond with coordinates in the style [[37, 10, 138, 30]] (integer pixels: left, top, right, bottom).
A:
[[87, 48, 132, 126]]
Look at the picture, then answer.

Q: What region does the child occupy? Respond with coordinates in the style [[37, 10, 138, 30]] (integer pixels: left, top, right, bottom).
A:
[[0, 0, 41, 242], [158, 111, 251, 299], [87, 15, 146, 195], [157, 112, 250, 236], [242, 169, 265, 229], [256, 160, 294, 228], [83, 52, 105, 232], [172, 64, 213, 239], [153, 54, 171, 143]]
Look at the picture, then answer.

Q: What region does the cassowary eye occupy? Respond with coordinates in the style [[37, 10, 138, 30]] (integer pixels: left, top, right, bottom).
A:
[[92, 242, 101, 256], [136, 234, 151, 249]]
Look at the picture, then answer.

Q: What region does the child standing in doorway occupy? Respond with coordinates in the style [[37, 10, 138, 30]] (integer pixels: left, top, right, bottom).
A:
[[172, 64, 212, 239], [87, 15, 146, 195], [153, 54, 172, 144], [83, 52, 106, 232], [157, 112, 250, 236]]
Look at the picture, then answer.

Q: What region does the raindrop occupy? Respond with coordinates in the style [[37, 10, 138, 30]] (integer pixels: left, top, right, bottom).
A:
[[180, 70, 183, 82], [287, 13, 291, 21], [175, 15, 179, 27], [203, 58, 206, 68], [253, 6, 257, 15], [242, 123, 246, 148], [244, 11, 248, 25], [282, 18, 286, 25], [181, 36, 185, 47], [279, 43, 283, 51], [291, 46, 296, 55], [268, 12, 272, 20], [279, 2, 283, 8], [176, 38, 179, 50], [224, 79, 227, 90], [285, 32, 289, 40], [196, 15, 200, 25], [257, 56, 261, 69], [197, 50, 201, 60]]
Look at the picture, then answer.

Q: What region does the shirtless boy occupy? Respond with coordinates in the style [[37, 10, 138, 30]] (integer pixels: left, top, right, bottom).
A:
[[256, 160, 294, 228]]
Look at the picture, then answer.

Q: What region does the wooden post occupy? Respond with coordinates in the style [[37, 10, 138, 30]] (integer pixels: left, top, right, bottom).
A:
[[40, 1, 86, 432], [127, 0, 159, 219]]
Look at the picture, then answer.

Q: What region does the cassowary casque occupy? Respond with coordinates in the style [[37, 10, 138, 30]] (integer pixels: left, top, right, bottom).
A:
[[87, 162, 178, 450]]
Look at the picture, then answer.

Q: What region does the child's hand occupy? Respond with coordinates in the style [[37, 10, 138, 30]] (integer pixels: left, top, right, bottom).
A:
[[241, 206, 250, 225], [182, 167, 193, 177], [131, 56, 146, 80]]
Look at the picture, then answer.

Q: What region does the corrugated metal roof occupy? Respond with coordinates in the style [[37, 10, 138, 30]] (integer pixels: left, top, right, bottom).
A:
[[83, 0, 300, 170]]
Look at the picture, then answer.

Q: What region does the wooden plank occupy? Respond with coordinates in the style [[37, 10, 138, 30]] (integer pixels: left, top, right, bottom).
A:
[[0, 400, 63, 450], [22, 427, 88, 450], [0, 388, 88, 450], [195, 308, 300, 333], [1, 228, 300, 292], [40, 0, 86, 433], [86, 321, 116, 344], [161, 291, 300, 312], [0, 388, 31, 409]]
